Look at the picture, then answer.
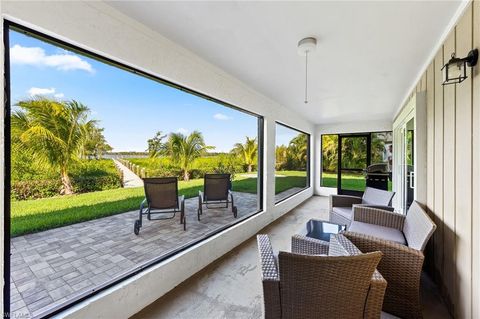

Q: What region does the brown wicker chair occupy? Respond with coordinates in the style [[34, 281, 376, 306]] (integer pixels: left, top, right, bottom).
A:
[[343, 201, 436, 319], [134, 177, 185, 235], [197, 173, 237, 220], [329, 187, 395, 227], [257, 234, 386, 319]]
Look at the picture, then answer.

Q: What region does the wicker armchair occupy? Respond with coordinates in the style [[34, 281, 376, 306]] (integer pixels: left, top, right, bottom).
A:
[[343, 201, 436, 319], [257, 234, 386, 319], [329, 187, 395, 227]]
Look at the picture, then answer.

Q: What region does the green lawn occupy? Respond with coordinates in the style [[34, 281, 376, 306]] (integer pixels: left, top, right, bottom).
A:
[[275, 170, 307, 193], [12, 187, 145, 237], [321, 172, 392, 191], [11, 171, 307, 236]]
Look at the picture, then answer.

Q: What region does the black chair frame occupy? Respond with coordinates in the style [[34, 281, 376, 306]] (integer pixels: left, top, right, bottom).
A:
[[134, 177, 186, 235], [198, 174, 237, 220]]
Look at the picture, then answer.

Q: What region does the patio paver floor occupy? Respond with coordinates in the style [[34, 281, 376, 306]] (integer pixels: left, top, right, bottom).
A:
[[10, 191, 262, 318]]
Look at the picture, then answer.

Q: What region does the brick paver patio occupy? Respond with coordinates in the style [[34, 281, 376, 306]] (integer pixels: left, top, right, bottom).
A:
[[10, 191, 260, 318]]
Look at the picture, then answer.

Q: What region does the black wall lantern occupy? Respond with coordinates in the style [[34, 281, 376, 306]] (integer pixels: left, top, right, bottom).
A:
[[442, 49, 478, 85]]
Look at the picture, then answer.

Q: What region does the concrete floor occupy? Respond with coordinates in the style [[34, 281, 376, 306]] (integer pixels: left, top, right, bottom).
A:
[[132, 196, 452, 319]]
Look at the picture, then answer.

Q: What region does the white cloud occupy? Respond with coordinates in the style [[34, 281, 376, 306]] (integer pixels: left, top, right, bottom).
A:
[[28, 87, 65, 99], [213, 113, 232, 121], [10, 44, 94, 73], [28, 87, 56, 96], [177, 128, 189, 135]]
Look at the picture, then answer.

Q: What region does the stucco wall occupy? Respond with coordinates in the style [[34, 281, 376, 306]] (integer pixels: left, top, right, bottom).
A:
[[0, 1, 315, 317]]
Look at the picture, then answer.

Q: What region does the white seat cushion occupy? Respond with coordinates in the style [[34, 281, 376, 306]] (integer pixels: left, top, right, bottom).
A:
[[362, 187, 395, 206], [332, 207, 352, 220], [349, 221, 406, 245]]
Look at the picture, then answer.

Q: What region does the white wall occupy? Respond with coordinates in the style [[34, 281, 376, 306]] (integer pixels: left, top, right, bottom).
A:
[[0, 1, 315, 318], [314, 120, 392, 196]]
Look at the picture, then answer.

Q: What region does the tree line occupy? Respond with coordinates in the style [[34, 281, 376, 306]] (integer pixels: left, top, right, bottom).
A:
[[275, 133, 308, 171], [146, 131, 258, 181], [146, 130, 309, 181], [321, 134, 391, 172], [12, 97, 310, 195]]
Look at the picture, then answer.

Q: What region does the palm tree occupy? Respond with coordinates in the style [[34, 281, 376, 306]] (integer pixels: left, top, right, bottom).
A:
[[166, 131, 212, 181], [80, 126, 112, 159], [288, 133, 308, 170], [232, 137, 257, 173], [146, 131, 167, 158], [275, 144, 288, 170], [321, 135, 338, 172], [12, 98, 95, 194]]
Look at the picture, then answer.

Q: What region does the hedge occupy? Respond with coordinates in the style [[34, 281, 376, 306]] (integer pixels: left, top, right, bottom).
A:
[[11, 159, 123, 200], [12, 175, 122, 200], [12, 179, 62, 200], [128, 155, 246, 179]]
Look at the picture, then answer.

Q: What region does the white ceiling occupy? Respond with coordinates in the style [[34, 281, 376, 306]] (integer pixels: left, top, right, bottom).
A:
[[107, 1, 463, 125]]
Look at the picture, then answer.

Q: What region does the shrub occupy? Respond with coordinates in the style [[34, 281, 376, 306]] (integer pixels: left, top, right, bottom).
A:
[[72, 175, 122, 193], [128, 154, 244, 179], [12, 180, 62, 200], [11, 159, 123, 200], [11, 175, 123, 200], [72, 159, 120, 177], [146, 167, 182, 178]]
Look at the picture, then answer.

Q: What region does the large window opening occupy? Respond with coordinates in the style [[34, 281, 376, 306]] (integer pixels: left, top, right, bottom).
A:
[[321, 134, 338, 188], [274, 123, 310, 203], [320, 132, 392, 195], [5, 23, 263, 318]]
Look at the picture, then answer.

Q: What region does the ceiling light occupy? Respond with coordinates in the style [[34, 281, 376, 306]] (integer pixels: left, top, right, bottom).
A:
[[298, 37, 317, 104]]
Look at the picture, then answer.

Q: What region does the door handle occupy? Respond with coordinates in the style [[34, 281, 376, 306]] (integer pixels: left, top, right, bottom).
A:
[[409, 172, 414, 189]]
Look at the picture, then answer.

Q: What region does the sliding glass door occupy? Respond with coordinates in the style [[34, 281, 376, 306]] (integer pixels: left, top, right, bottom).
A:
[[337, 134, 370, 196], [393, 113, 416, 213]]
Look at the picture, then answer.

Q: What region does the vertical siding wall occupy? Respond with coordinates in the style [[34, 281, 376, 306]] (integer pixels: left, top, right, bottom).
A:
[[400, 2, 479, 317]]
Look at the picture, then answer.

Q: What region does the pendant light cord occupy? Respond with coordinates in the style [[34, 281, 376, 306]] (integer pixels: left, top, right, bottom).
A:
[[304, 50, 309, 104]]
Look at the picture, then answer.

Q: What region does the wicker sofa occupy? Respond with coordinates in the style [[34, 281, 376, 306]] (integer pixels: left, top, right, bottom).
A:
[[343, 201, 436, 318], [329, 187, 395, 227], [257, 233, 387, 319]]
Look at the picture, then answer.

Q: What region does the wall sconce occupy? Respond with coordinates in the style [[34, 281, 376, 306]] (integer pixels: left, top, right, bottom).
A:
[[442, 49, 478, 85]]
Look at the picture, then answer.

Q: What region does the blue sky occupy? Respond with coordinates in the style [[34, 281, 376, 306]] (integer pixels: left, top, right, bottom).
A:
[[276, 124, 305, 148], [9, 30, 272, 152]]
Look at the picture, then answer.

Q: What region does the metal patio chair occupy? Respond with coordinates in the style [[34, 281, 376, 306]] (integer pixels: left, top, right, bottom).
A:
[[134, 177, 185, 235], [197, 173, 237, 220]]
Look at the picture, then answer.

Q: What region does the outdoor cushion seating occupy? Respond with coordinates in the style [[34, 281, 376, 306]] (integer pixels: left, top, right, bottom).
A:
[[343, 201, 436, 318], [257, 233, 386, 319], [330, 187, 395, 226], [330, 206, 352, 224], [134, 177, 185, 235], [348, 221, 406, 245]]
